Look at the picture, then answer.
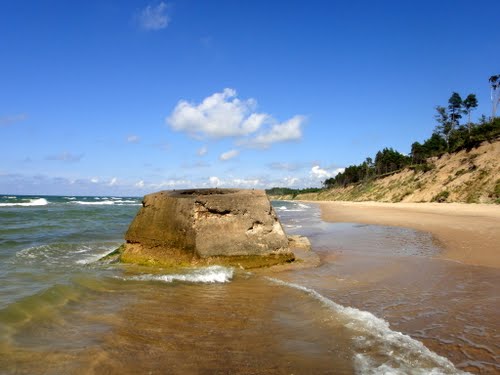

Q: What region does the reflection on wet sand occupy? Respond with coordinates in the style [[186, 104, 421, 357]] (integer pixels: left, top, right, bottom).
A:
[[276, 202, 499, 374]]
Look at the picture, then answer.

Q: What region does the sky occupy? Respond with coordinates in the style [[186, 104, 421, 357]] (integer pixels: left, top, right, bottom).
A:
[[1, 0, 499, 196]]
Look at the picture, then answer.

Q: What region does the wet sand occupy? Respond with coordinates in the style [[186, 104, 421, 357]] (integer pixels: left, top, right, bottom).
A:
[[2, 200, 498, 374], [315, 201, 500, 268]]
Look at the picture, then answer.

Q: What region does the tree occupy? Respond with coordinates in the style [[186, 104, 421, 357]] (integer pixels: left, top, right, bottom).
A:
[[423, 133, 447, 156], [448, 92, 463, 128], [489, 74, 500, 119], [435, 105, 452, 149], [411, 142, 425, 164], [462, 94, 478, 133]]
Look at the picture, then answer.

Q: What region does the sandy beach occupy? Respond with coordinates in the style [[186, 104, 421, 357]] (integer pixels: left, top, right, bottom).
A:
[[314, 201, 500, 269]]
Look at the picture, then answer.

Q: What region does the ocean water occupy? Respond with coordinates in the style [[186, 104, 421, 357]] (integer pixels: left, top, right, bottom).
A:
[[0, 195, 495, 374]]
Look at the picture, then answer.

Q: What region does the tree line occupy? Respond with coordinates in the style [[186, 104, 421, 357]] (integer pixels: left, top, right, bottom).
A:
[[265, 187, 322, 197], [324, 75, 500, 189]]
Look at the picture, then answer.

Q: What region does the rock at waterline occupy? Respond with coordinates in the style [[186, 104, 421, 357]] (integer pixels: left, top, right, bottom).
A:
[[121, 189, 295, 268]]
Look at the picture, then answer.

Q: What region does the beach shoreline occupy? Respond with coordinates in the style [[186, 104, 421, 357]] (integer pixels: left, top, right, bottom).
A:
[[308, 201, 500, 269]]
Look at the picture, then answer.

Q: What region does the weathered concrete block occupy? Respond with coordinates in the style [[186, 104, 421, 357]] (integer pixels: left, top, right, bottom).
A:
[[121, 189, 294, 268]]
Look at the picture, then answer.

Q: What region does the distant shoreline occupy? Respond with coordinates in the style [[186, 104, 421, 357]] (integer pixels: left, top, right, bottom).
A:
[[308, 201, 500, 269]]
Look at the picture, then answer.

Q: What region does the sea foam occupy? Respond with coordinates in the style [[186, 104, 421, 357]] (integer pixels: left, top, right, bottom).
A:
[[266, 277, 469, 375], [0, 198, 48, 207], [122, 266, 234, 284], [73, 200, 140, 206]]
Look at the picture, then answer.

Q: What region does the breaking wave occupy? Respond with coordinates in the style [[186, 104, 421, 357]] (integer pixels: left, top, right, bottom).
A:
[[266, 277, 468, 375], [72, 200, 140, 206], [0, 198, 49, 207], [122, 266, 234, 284]]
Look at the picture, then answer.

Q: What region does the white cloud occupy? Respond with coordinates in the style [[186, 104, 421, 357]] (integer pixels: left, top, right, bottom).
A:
[[206, 176, 259, 188], [0, 113, 27, 127], [249, 115, 305, 148], [138, 2, 170, 30], [45, 152, 84, 162], [283, 176, 300, 187], [197, 146, 208, 156], [167, 88, 269, 138], [150, 179, 192, 189], [135, 180, 145, 188], [109, 177, 118, 186], [127, 135, 140, 143], [208, 176, 221, 187], [90, 177, 99, 183], [219, 149, 239, 161], [167, 89, 306, 151], [231, 178, 260, 187], [310, 166, 345, 180]]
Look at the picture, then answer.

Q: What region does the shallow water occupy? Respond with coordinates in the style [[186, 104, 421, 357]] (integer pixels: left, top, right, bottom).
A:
[[0, 196, 497, 374], [275, 202, 500, 374]]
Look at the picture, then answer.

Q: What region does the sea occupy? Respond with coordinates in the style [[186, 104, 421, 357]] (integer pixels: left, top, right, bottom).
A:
[[0, 195, 498, 374]]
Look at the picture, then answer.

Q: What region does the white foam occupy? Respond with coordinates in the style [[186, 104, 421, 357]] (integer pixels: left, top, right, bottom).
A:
[[0, 198, 48, 207], [76, 248, 118, 264], [266, 278, 468, 375], [73, 200, 115, 205], [72, 199, 139, 206], [124, 266, 234, 284], [64, 196, 77, 200]]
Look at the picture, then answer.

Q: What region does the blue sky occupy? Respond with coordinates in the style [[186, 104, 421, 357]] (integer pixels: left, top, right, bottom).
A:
[[1, 0, 499, 195]]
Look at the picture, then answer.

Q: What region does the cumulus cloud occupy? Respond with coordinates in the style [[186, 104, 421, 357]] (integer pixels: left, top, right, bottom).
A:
[[310, 165, 345, 180], [90, 177, 99, 183], [149, 179, 192, 189], [135, 180, 145, 188], [167, 88, 268, 138], [283, 176, 300, 187], [45, 152, 84, 162], [127, 135, 140, 143], [248, 115, 305, 148], [166, 89, 305, 148], [206, 176, 260, 188], [109, 177, 118, 186], [138, 2, 170, 30], [219, 149, 239, 161], [0, 113, 27, 127], [208, 176, 221, 187]]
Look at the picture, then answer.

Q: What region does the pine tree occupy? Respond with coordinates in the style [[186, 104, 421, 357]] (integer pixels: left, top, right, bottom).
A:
[[462, 94, 478, 133]]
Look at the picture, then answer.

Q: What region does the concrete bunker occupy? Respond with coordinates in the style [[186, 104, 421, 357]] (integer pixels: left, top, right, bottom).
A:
[[120, 189, 295, 268]]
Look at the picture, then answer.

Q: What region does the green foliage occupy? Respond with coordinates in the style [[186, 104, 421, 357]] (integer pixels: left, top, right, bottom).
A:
[[323, 117, 498, 191], [266, 187, 322, 197], [410, 163, 435, 173], [489, 74, 500, 118], [493, 179, 500, 199], [324, 149, 410, 188], [374, 148, 411, 175], [272, 80, 500, 199], [448, 92, 464, 127], [463, 93, 478, 129], [431, 191, 450, 203], [434, 105, 452, 147]]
